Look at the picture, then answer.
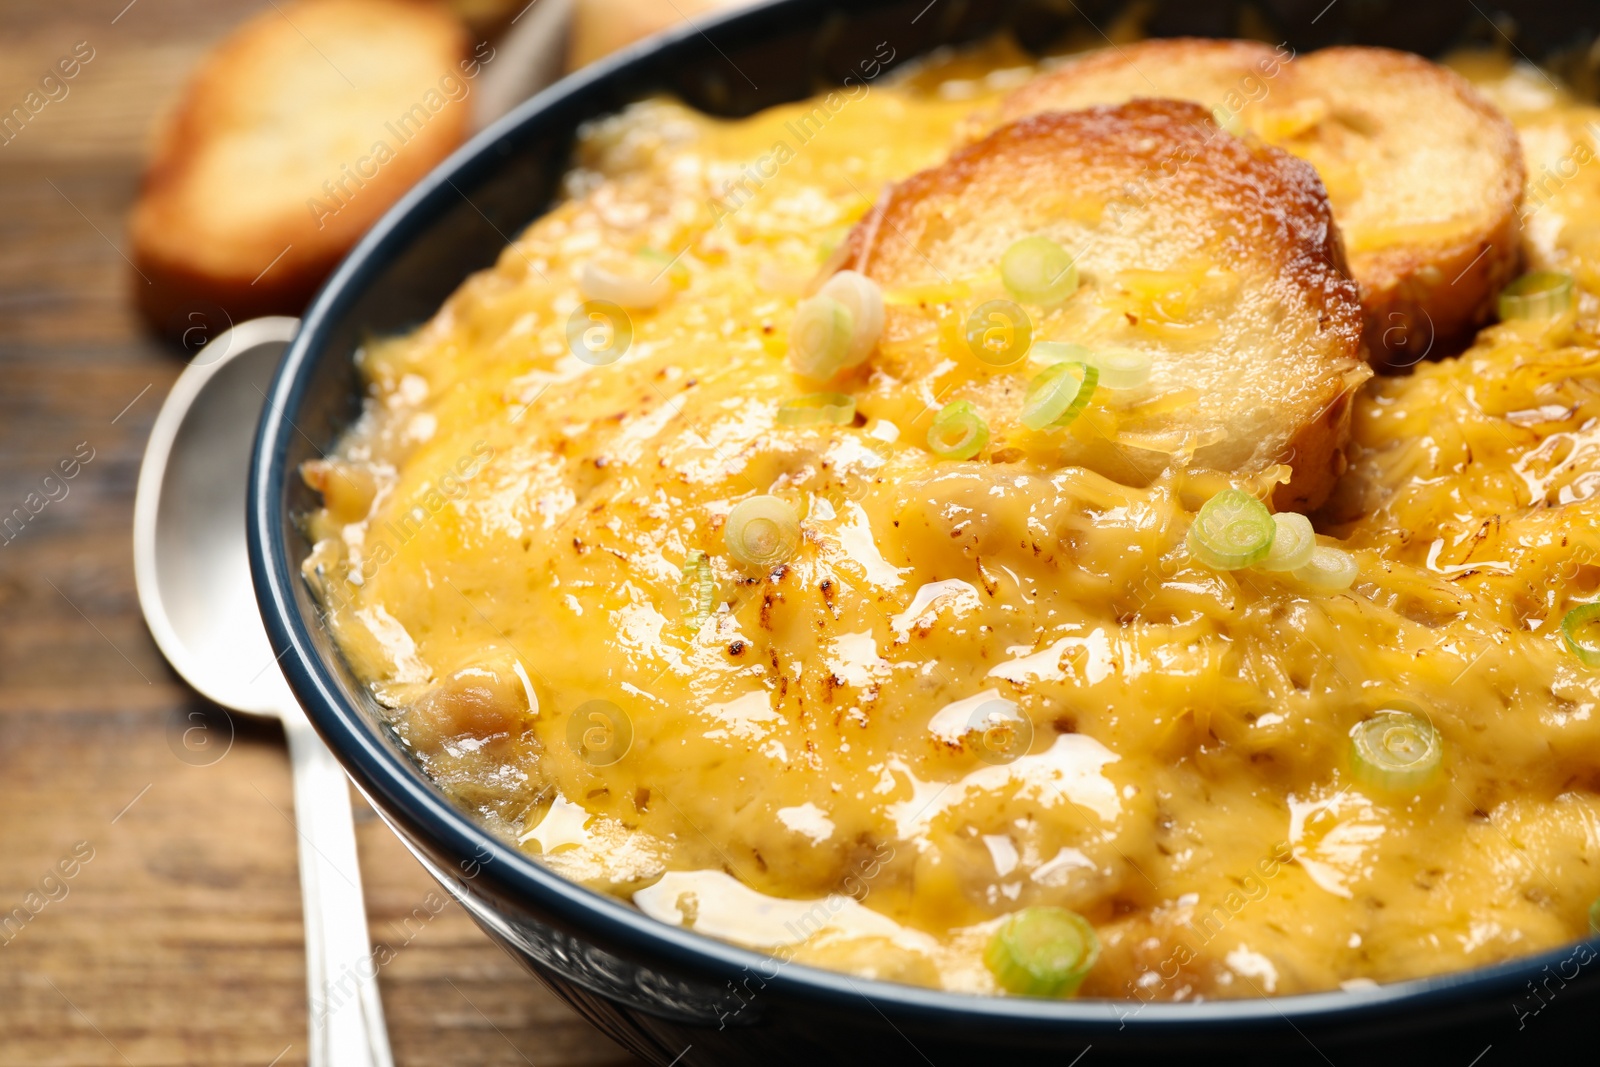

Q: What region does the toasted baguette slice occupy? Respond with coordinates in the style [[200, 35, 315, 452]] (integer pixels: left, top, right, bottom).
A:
[[131, 0, 470, 334], [847, 101, 1369, 511], [990, 40, 1525, 370], [991, 38, 1299, 132]]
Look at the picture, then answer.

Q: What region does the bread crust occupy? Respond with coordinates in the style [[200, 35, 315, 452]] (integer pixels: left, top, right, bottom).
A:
[[990, 39, 1525, 370], [1296, 47, 1525, 368], [993, 38, 1296, 131], [130, 0, 470, 333], [848, 101, 1369, 510]]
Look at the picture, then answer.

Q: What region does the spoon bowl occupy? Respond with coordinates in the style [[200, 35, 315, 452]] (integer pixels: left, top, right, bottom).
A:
[[135, 319, 297, 714], [133, 316, 392, 1067]]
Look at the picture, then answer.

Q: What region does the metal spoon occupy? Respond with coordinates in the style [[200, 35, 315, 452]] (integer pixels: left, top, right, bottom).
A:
[[133, 316, 392, 1067]]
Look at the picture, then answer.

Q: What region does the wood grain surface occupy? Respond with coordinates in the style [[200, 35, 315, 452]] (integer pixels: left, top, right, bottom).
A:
[[0, 2, 639, 1063]]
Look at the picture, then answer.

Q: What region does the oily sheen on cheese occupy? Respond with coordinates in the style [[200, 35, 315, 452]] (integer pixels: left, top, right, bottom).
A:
[[301, 43, 1600, 999]]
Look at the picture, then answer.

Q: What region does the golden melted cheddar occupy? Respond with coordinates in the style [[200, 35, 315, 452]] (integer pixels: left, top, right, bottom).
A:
[[302, 43, 1600, 999]]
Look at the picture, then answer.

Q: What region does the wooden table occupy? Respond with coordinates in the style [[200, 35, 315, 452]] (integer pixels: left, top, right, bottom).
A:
[[0, 2, 639, 1063]]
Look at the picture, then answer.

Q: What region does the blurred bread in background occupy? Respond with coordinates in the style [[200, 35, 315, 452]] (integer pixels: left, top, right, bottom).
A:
[[131, 0, 474, 334], [568, 0, 758, 70], [130, 0, 768, 338]]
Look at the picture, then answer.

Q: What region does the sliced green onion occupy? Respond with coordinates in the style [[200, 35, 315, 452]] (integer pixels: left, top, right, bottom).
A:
[[1257, 512, 1316, 572], [1293, 545, 1360, 592], [927, 400, 989, 460], [1589, 897, 1600, 935], [818, 270, 885, 367], [777, 393, 856, 426], [679, 550, 715, 626], [1000, 237, 1079, 307], [984, 907, 1100, 997], [1033, 342, 1152, 390], [1187, 489, 1275, 570], [1350, 710, 1442, 795], [790, 295, 855, 379], [1031, 341, 1093, 364], [965, 299, 1032, 366], [724, 496, 802, 569], [1021, 361, 1098, 431], [577, 256, 671, 309], [1081, 346, 1153, 390], [1562, 603, 1600, 667], [1499, 271, 1574, 321]]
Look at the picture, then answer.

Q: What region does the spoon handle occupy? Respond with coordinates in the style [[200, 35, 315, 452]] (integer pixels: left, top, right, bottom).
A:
[[284, 714, 395, 1067]]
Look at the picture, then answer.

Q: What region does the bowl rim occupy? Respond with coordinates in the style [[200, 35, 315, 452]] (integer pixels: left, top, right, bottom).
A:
[[248, 0, 1599, 1036]]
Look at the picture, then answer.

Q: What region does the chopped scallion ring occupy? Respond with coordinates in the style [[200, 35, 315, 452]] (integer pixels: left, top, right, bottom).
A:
[[927, 400, 989, 460], [1033, 342, 1151, 390], [1000, 237, 1079, 307], [965, 299, 1032, 366], [577, 256, 672, 309], [789, 272, 885, 378], [1350, 710, 1442, 795], [724, 496, 802, 569], [1021, 362, 1098, 431], [1258, 512, 1316, 572], [789, 295, 855, 379], [1590, 897, 1600, 936], [678, 550, 715, 627], [1293, 545, 1360, 592], [984, 907, 1100, 997], [1081, 346, 1153, 390], [1499, 270, 1575, 321], [1187, 489, 1275, 570], [777, 393, 856, 426], [1031, 341, 1093, 365], [818, 270, 886, 367], [1561, 603, 1600, 667]]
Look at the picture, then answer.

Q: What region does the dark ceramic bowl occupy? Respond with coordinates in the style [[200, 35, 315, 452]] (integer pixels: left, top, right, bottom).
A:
[[250, 1, 1600, 1062]]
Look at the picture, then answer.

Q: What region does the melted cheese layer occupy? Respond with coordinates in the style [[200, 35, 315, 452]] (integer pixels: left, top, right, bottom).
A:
[[301, 44, 1600, 999]]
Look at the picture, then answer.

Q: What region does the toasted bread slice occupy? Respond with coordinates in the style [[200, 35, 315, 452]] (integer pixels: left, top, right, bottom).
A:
[[131, 0, 470, 334], [990, 38, 1299, 133], [990, 40, 1525, 370], [847, 101, 1369, 511], [1292, 48, 1524, 366]]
